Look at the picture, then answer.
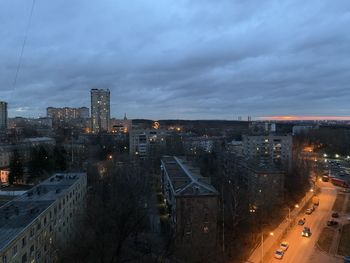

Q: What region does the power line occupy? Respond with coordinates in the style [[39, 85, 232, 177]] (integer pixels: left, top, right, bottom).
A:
[[12, 0, 36, 90]]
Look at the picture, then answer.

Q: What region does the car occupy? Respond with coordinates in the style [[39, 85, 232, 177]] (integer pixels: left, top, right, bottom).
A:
[[302, 227, 312, 237], [327, 220, 339, 226], [332, 212, 339, 218], [305, 208, 313, 215], [274, 249, 284, 259], [298, 219, 305, 225], [280, 241, 289, 251]]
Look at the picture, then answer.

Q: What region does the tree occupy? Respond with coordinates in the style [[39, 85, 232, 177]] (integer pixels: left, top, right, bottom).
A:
[[53, 146, 67, 172], [58, 163, 152, 263], [8, 149, 24, 185], [28, 146, 54, 183]]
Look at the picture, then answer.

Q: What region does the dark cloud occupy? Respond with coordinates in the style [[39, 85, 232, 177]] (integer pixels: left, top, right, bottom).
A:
[[0, 0, 350, 119]]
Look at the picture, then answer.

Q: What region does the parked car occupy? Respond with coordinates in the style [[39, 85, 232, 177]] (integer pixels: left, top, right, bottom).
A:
[[280, 241, 289, 251], [274, 249, 284, 259], [341, 189, 350, 193], [305, 208, 313, 215], [332, 212, 339, 218], [327, 220, 339, 226], [302, 227, 312, 237], [298, 219, 305, 225]]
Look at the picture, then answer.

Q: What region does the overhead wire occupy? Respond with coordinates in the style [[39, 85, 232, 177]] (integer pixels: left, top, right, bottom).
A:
[[12, 0, 36, 91]]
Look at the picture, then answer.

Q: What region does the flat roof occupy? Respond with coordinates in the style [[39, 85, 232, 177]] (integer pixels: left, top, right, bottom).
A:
[[0, 173, 85, 251], [161, 156, 218, 197]]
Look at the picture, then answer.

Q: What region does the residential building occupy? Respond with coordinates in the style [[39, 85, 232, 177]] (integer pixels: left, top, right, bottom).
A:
[[242, 134, 292, 170], [129, 128, 168, 157], [161, 156, 218, 253], [0, 173, 87, 263], [0, 102, 8, 131], [237, 160, 285, 213], [90, 89, 110, 133], [46, 107, 89, 129]]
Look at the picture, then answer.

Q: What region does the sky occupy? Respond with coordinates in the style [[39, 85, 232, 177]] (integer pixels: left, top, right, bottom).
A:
[[0, 0, 350, 120]]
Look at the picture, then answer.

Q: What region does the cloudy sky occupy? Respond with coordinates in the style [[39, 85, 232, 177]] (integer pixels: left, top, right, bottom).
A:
[[1, 0, 350, 120]]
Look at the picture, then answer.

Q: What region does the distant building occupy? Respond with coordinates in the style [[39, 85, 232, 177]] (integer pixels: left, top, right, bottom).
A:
[[90, 89, 110, 133], [0, 102, 8, 131], [183, 136, 223, 154], [161, 156, 218, 254], [129, 128, 168, 157], [110, 114, 131, 134], [0, 173, 87, 263], [47, 107, 89, 128], [292, 125, 317, 135], [242, 134, 292, 170]]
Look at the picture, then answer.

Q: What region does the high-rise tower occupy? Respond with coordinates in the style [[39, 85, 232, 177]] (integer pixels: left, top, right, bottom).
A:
[[0, 101, 8, 131], [90, 89, 110, 133]]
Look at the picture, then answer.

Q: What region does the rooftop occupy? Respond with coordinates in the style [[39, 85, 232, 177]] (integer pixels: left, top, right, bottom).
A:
[[161, 156, 218, 197], [0, 173, 85, 251]]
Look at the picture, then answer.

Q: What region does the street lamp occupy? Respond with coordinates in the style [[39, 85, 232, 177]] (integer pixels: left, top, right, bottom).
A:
[[295, 204, 299, 208], [261, 231, 274, 263], [323, 153, 327, 158], [335, 154, 340, 158]]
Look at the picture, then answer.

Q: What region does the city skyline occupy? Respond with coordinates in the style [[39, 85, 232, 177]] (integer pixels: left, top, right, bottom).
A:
[[1, 1, 350, 119]]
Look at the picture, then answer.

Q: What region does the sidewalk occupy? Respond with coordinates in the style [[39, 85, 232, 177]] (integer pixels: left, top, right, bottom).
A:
[[247, 191, 314, 263]]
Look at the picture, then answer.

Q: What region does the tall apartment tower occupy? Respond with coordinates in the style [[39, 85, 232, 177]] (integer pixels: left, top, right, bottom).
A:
[[91, 89, 110, 133], [0, 101, 8, 131]]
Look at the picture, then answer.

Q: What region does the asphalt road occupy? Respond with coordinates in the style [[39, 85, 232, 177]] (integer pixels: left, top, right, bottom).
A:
[[268, 182, 337, 263]]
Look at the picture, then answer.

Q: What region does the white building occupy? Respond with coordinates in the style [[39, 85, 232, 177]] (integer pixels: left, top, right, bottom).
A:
[[0, 173, 87, 263], [91, 89, 110, 133]]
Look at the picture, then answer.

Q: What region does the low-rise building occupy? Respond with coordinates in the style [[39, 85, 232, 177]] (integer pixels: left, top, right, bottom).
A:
[[161, 156, 218, 253], [0, 173, 87, 263]]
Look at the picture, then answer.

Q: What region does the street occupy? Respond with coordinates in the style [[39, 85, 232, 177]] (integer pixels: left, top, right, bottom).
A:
[[268, 182, 338, 263]]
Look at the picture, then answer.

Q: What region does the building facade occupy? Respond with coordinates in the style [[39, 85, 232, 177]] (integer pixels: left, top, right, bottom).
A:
[[90, 89, 110, 133], [0, 173, 87, 263], [242, 134, 293, 170], [46, 107, 89, 129], [129, 129, 168, 157], [161, 156, 218, 255], [0, 102, 8, 131]]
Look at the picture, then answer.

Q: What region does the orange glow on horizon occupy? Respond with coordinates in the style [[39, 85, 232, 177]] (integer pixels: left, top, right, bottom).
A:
[[258, 116, 350, 121]]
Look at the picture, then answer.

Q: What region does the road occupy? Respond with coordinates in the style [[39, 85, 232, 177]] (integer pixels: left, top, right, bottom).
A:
[[268, 182, 337, 263]]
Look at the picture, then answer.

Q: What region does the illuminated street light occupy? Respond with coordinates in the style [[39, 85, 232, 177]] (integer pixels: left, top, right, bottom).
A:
[[335, 154, 340, 158], [108, 155, 113, 160], [295, 204, 299, 208], [323, 153, 327, 158], [269, 232, 274, 236], [310, 188, 314, 192]]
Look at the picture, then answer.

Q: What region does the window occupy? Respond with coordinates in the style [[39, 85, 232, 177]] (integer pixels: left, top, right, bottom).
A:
[[30, 228, 34, 237], [12, 245, 17, 256], [37, 222, 41, 230], [30, 245, 34, 256], [2, 255, 7, 263], [22, 237, 26, 248], [21, 253, 27, 263]]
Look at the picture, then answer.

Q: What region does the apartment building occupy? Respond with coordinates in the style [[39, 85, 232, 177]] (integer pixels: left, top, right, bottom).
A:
[[242, 134, 293, 170], [161, 156, 218, 252], [0, 173, 87, 263]]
